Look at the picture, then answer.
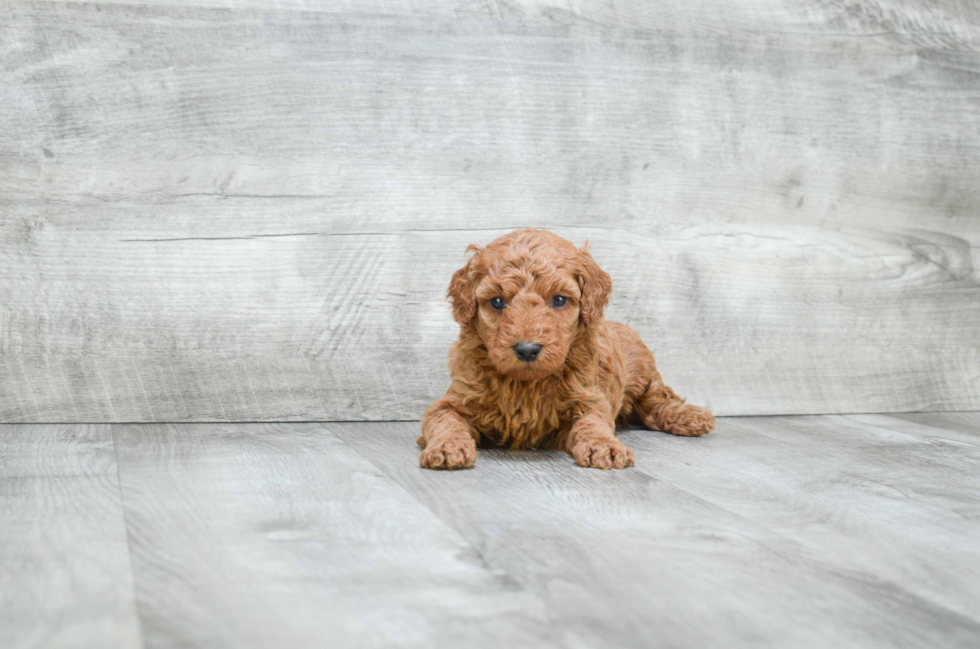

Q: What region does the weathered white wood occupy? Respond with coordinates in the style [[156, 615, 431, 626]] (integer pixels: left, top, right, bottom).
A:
[[111, 422, 561, 648], [891, 411, 980, 438], [623, 414, 980, 623], [25, 0, 980, 44], [1, 2, 979, 420], [2, 416, 980, 647], [0, 424, 142, 649], [1, 216, 976, 420], [330, 419, 980, 648]]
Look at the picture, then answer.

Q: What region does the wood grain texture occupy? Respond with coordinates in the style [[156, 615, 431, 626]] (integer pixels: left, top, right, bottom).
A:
[[331, 418, 980, 648], [2, 1, 979, 420], [0, 424, 142, 649], [624, 414, 980, 623], [2, 416, 979, 647], [26, 0, 980, 44], [111, 422, 561, 648]]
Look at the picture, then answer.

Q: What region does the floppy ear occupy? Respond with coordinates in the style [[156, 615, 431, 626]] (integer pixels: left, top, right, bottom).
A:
[[447, 244, 484, 326], [576, 243, 612, 327]]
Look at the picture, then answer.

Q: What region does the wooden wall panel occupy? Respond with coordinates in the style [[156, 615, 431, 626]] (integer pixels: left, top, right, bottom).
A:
[[1, 1, 978, 420]]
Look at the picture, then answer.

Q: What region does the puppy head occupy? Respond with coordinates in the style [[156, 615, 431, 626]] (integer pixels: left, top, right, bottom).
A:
[[447, 229, 612, 381]]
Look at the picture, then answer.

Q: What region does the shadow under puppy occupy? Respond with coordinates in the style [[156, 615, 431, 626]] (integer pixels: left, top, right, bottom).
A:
[[419, 228, 714, 470]]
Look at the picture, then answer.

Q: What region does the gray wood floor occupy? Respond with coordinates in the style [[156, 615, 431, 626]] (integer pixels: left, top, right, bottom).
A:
[[3, 415, 980, 648]]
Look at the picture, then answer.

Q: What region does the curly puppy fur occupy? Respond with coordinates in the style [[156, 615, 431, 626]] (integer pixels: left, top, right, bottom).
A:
[[419, 229, 714, 470]]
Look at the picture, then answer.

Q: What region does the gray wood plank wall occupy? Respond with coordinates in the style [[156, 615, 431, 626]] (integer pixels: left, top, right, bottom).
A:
[[1, 0, 978, 421]]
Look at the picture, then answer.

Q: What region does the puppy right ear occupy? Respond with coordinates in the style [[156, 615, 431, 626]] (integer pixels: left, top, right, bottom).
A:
[[447, 244, 483, 326]]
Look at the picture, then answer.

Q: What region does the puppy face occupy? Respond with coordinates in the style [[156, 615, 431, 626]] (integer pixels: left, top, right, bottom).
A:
[[448, 229, 612, 381]]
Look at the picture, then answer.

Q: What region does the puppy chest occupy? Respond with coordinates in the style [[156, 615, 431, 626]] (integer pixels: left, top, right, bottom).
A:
[[471, 385, 569, 448]]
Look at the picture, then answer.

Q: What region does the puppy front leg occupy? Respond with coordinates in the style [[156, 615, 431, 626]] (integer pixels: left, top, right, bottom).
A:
[[565, 410, 634, 470], [418, 401, 478, 470]]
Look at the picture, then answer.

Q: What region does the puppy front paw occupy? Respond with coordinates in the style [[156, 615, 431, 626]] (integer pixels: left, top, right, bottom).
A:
[[664, 404, 715, 437], [571, 437, 634, 470], [419, 436, 477, 470]]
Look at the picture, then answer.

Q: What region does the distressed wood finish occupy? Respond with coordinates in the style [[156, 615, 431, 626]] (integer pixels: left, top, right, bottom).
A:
[[330, 418, 980, 647], [624, 414, 980, 622], [111, 422, 560, 648], [28, 0, 980, 39], [1, 415, 979, 646], [2, 1, 979, 420], [0, 424, 142, 649]]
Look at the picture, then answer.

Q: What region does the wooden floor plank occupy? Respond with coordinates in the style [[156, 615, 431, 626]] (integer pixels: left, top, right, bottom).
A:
[[620, 414, 980, 625], [6, 417, 979, 647], [0, 424, 142, 649], [889, 411, 980, 441], [330, 419, 980, 648], [111, 423, 562, 649]]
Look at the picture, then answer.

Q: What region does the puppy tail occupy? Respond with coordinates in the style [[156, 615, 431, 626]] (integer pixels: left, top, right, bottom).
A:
[[416, 436, 427, 448]]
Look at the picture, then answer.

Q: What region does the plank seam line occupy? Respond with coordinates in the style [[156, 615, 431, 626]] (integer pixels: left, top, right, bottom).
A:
[[314, 421, 563, 625], [616, 428, 980, 627], [4, 409, 979, 425], [115, 224, 623, 243], [108, 424, 149, 649]]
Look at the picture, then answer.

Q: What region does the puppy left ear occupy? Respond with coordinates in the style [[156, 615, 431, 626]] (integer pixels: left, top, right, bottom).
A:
[[576, 243, 612, 327]]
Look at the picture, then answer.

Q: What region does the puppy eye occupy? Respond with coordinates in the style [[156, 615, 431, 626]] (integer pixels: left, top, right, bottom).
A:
[[551, 295, 567, 307], [489, 297, 505, 310]]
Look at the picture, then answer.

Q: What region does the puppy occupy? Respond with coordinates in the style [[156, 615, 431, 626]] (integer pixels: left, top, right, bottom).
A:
[[419, 228, 714, 470]]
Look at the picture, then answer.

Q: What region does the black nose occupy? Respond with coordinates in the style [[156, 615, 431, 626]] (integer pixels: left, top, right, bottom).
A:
[[514, 342, 542, 362]]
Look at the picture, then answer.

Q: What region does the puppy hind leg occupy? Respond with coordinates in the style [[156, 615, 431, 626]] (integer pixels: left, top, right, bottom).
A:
[[636, 371, 715, 437]]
